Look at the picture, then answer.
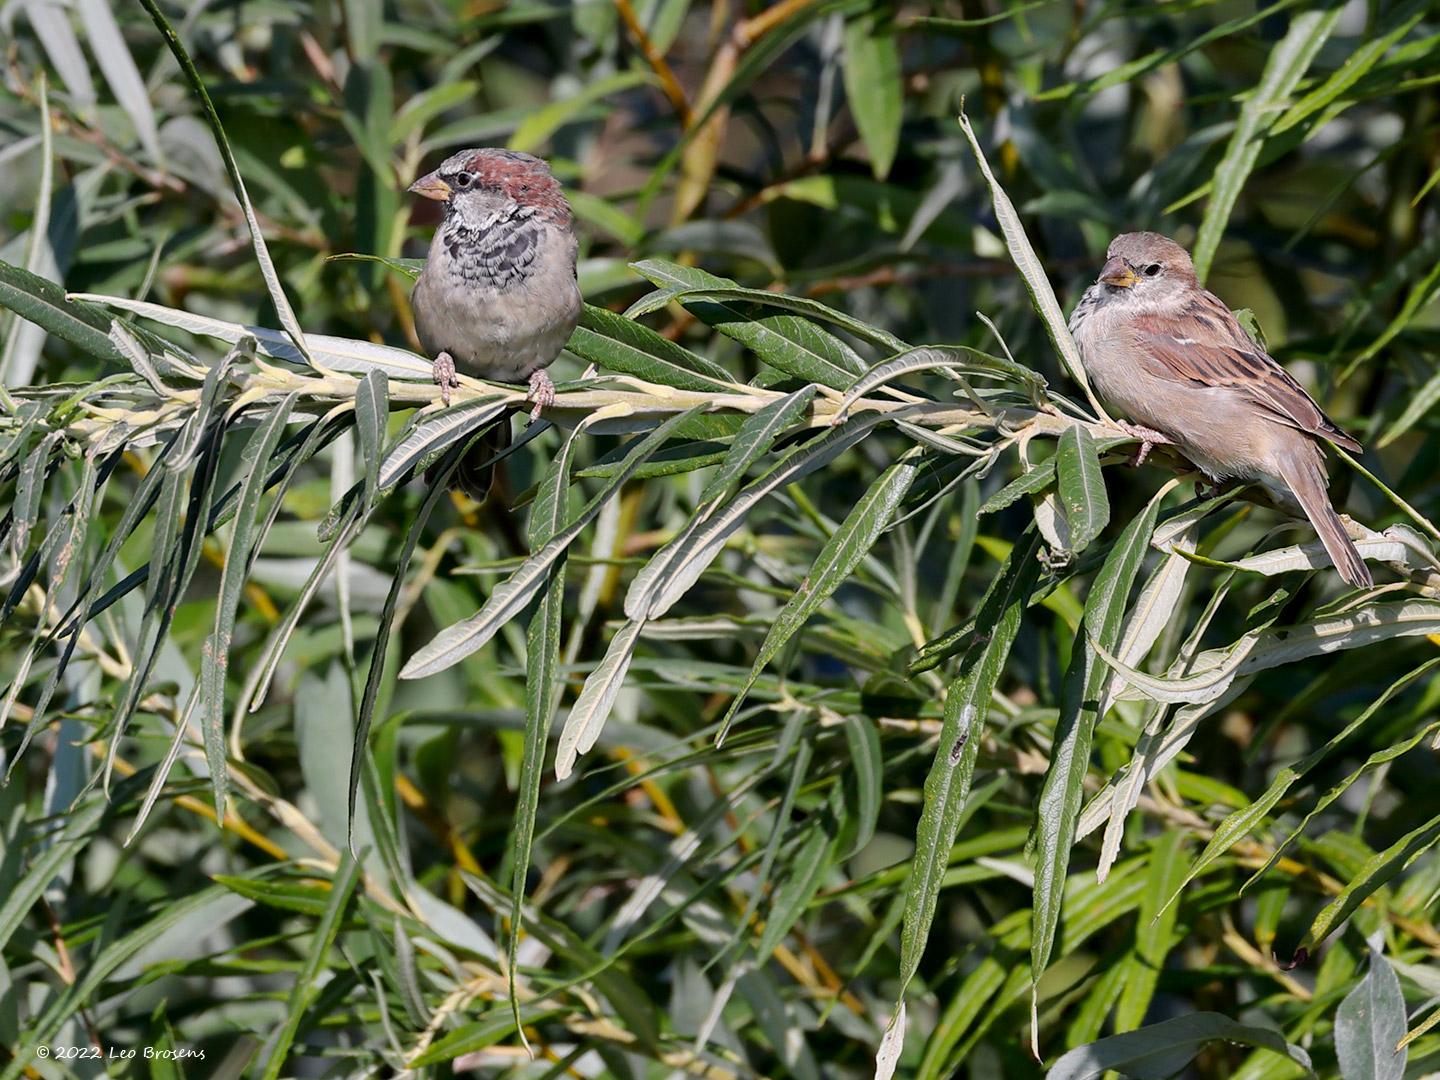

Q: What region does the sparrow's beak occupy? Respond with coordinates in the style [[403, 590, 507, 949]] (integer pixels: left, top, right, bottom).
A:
[[1099, 257, 1138, 288], [407, 171, 451, 202]]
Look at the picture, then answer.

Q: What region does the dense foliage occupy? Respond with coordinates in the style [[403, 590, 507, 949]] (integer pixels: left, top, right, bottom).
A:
[[1, 1, 1438, 1076]]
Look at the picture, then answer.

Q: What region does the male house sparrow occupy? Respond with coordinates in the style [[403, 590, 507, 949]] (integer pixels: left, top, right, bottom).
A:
[[1068, 232, 1372, 589], [408, 148, 582, 498]]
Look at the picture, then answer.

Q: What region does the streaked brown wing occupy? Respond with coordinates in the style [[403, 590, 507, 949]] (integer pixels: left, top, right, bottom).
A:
[[1129, 291, 1361, 452]]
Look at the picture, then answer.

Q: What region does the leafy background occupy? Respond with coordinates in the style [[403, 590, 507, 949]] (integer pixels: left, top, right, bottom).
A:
[[1, 0, 1439, 1077]]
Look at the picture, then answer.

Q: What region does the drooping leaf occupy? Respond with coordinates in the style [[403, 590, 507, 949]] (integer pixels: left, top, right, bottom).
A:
[[1047, 1012, 1313, 1080], [1030, 484, 1168, 1030]]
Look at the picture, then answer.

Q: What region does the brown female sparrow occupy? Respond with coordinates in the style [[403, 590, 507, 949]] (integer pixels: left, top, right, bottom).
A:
[[408, 148, 582, 498], [1068, 232, 1372, 588]]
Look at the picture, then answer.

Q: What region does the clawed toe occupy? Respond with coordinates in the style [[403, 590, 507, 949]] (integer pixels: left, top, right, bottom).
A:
[[433, 351, 459, 408], [1116, 421, 1172, 468], [526, 370, 556, 423]]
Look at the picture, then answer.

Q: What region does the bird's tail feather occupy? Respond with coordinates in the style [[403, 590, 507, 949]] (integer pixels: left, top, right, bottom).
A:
[[1276, 449, 1372, 589], [454, 418, 512, 503]]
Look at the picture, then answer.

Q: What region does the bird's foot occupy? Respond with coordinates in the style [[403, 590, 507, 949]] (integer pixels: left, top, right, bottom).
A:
[[526, 369, 556, 423], [1117, 421, 1173, 468], [433, 351, 458, 408]]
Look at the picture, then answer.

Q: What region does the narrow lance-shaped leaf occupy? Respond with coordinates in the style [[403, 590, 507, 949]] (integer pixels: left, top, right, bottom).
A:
[[401, 406, 704, 679], [355, 369, 388, 509], [882, 529, 1043, 1072], [76, 0, 162, 161], [843, 11, 902, 179], [0, 71, 54, 393], [632, 259, 867, 387], [1190, 7, 1341, 281], [1054, 424, 1109, 554], [1046, 1012, 1313, 1080], [1245, 717, 1440, 894], [1111, 830, 1187, 1032], [106, 417, 230, 789], [1269, 2, 1427, 137], [755, 824, 834, 963], [554, 619, 646, 781], [642, 283, 911, 355], [841, 712, 883, 859], [257, 853, 363, 1080], [0, 446, 107, 748], [245, 500, 365, 713], [633, 413, 888, 622], [137, 0, 322, 372], [0, 258, 120, 363], [568, 303, 736, 390], [624, 385, 817, 619], [200, 393, 298, 819], [376, 396, 509, 491], [349, 438, 470, 852], [2, 430, 180, 759], [1104, 599, 1440, 707], [72, 293, 433, 379], [558, 388, 823, 777], [508, 422, 577, 1038], [1030, 483, 1169, 1045], [1158, 657, 1440, 915], [958, 108, 1105, 418], [1297, 811, 1440, 961], [837, 345, 1046, 420], [1335, 936, 1407, 1080], [719, 458, 919, 742]]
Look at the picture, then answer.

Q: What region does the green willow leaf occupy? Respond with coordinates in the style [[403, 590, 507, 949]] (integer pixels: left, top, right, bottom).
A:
[[1161, 657, 1440, 914], [624, 385, 818, 620], [348, 439, 472, 852], [1335, 937, 1407, 1080], [1030, 484, 1168, 1029], [2, 857, 246, 1080], [137, 0, 320, 371], [629, 413, 886, 624], [326, 252, 425, 279], [508, 427, 575, 1035], [718, 458, 918, 740], [107, 417, 229, 786], [841, 712, 882, 859], [652, 284, 909, 354], [201, 393, 298, 819], [1245, 717, 1440, 893], [1047, 1012, 1312, 1080], [633, 259, 866, 387], [257, 853, 362, 1080], [1298, 812, 1440, 960], [891, 530, 1043, 1033], [0, 258, 120, 363], [1191, 7, 1342, 282], [1112, 831, 1187, 1033], [569, 302, 736, 390], [1035, 0, 1303, 103], [375, 396, 508, 491], [1054, 424, 1109, 554], [401, 407, 703, 678], [843, 12, 902, 179], [755, 823, 833, 962], [958, 109, 1104, 416], [355, 369, 388, 509], [410, 1007, 557, 1067], [1270, 1, 1428, 136], [555, 619, 645, 780]]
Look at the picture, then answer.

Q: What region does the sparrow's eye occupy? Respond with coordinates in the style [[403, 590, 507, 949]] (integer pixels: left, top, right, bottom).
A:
[[1143, 263, 1162, 277], [454, 173, 474, 189]]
